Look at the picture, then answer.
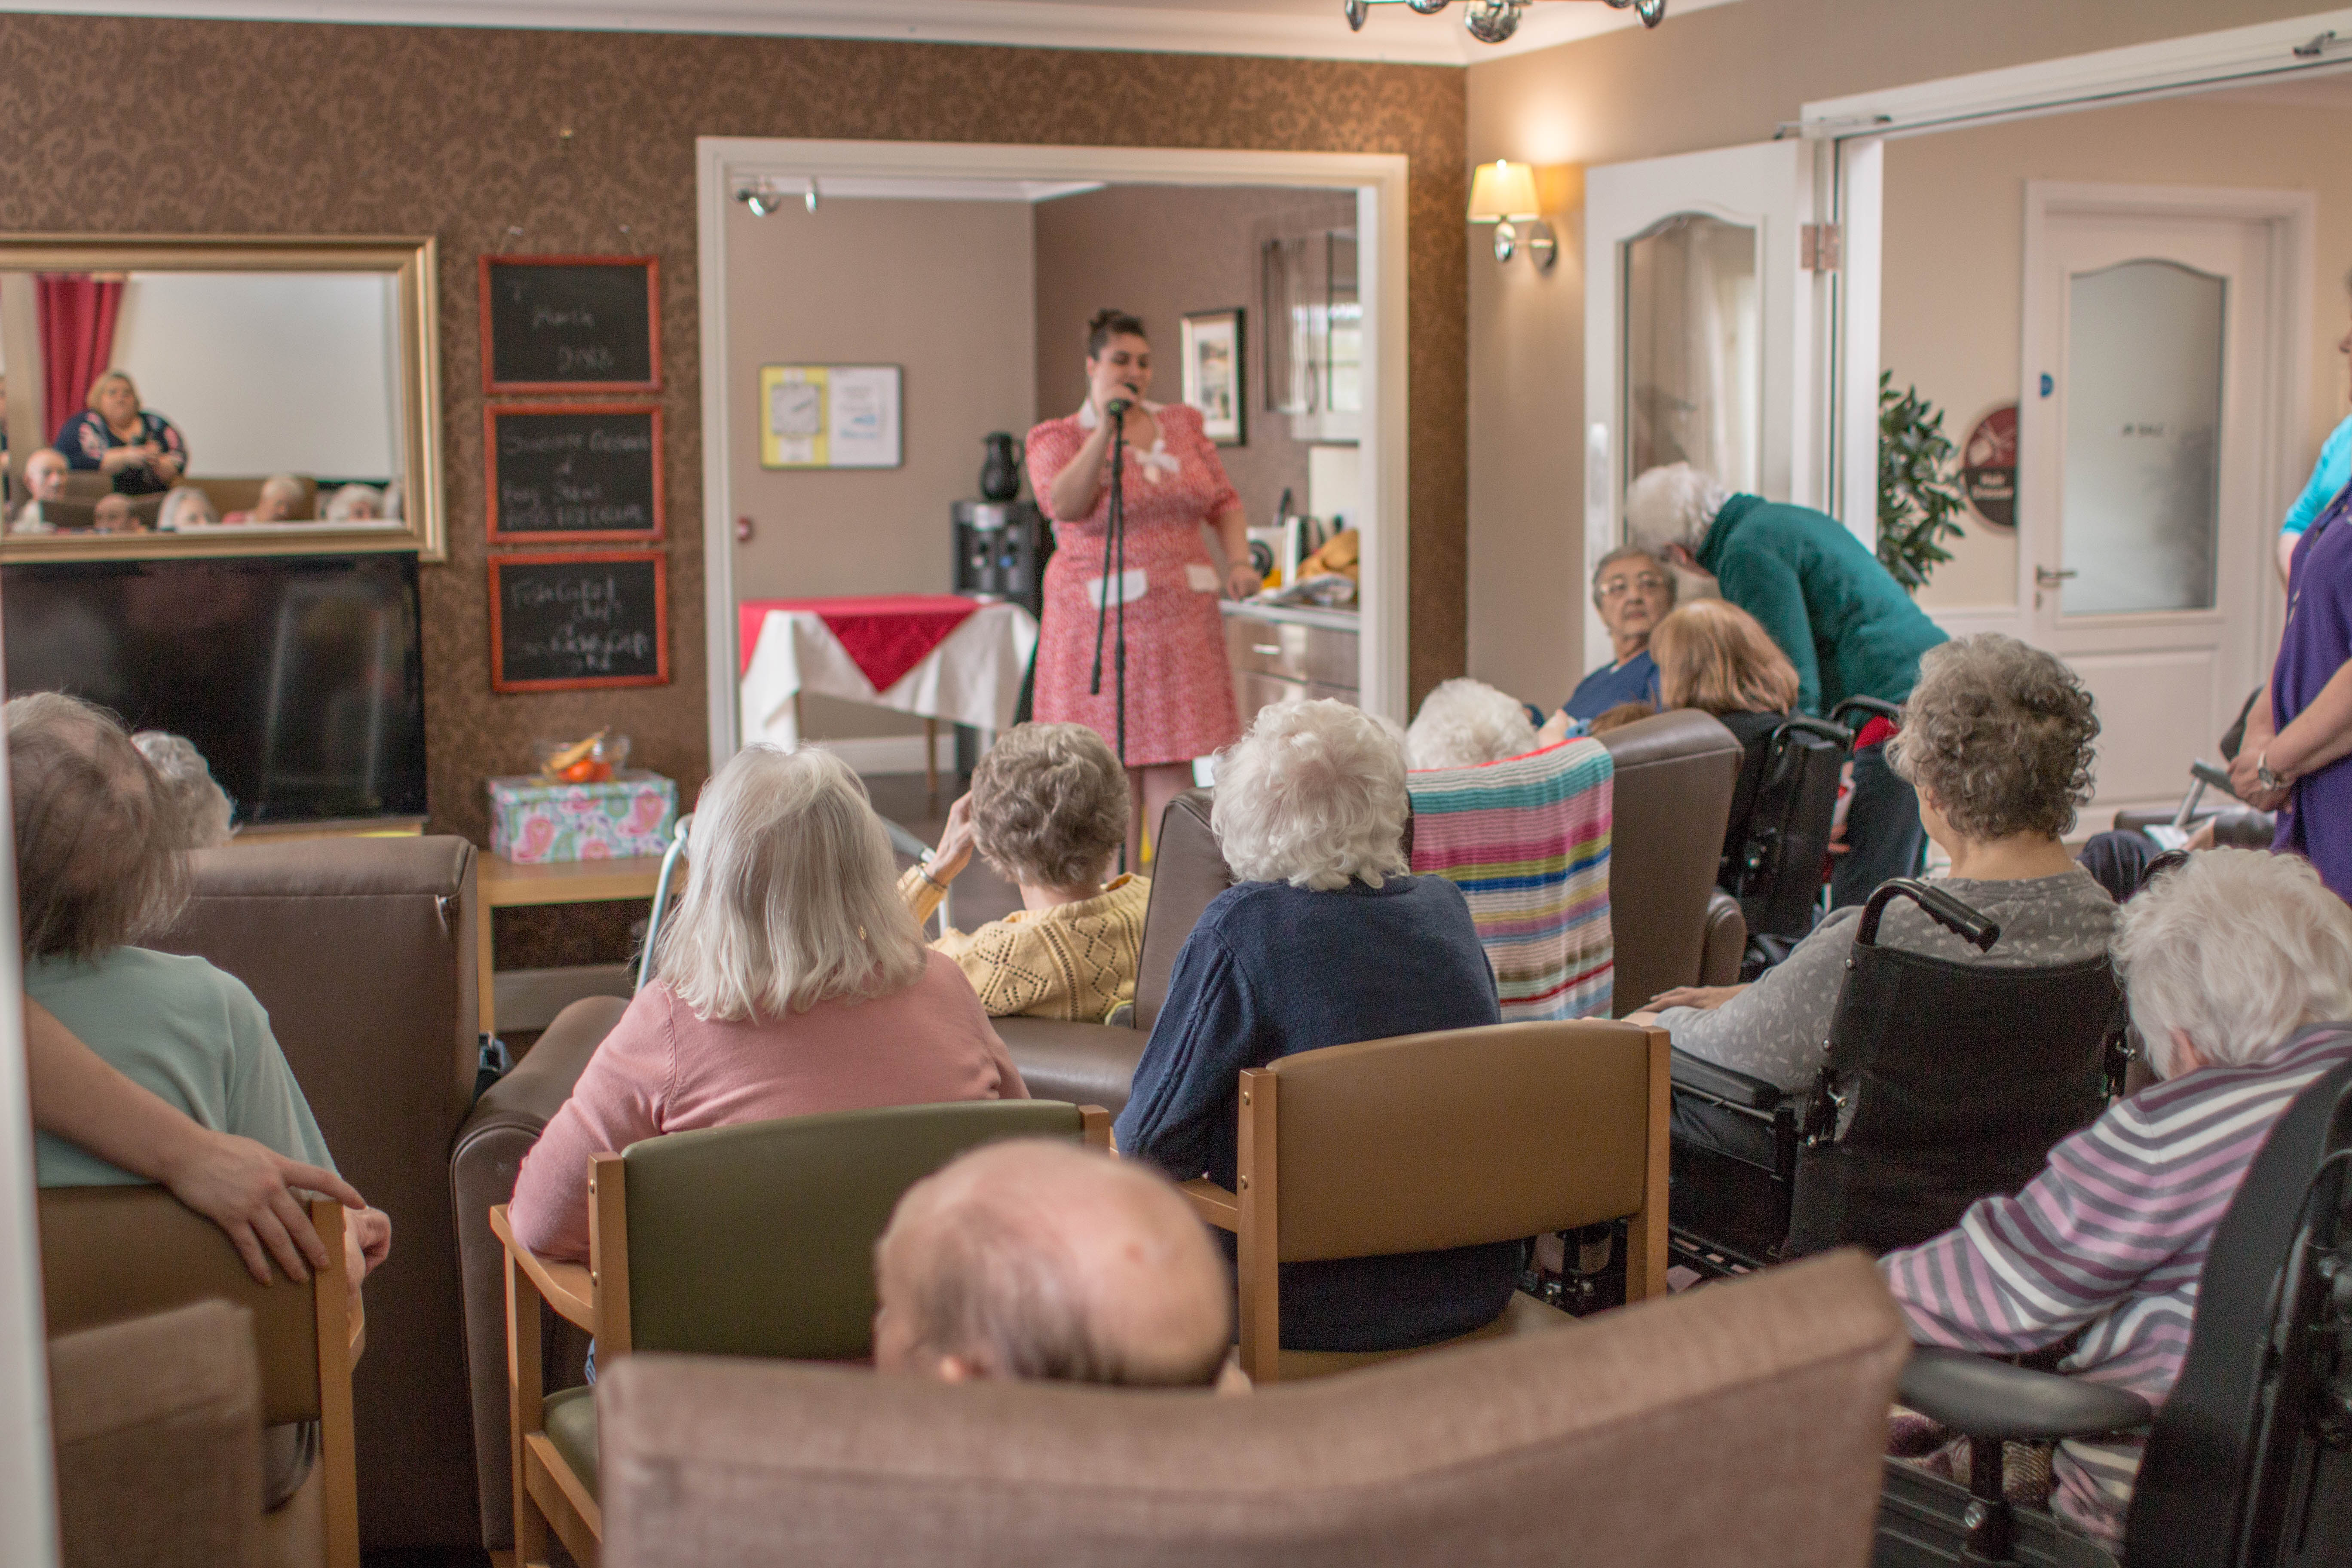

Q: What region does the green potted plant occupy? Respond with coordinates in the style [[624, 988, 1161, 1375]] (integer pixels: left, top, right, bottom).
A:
[[1877, 370, 1967, 594]]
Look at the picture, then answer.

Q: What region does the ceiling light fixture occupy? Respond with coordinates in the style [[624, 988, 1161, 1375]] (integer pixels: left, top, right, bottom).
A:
[[1343, 0, 1665, 41], [735, 179, 819, 217]]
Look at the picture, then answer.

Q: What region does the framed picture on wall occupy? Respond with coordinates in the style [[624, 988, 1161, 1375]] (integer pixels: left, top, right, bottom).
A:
[[1181, 309, 1245, 446]]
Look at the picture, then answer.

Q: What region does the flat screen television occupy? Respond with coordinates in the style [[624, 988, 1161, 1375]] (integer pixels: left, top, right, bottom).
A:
[[1, 554, 427, 827]]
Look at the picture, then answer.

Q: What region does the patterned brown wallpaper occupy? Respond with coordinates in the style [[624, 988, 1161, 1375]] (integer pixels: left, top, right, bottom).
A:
[[0, 15, 1467, 858]]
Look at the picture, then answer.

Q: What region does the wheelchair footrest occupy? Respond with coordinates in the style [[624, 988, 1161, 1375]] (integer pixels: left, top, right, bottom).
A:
[[1874, 1458, 2116, 1568]]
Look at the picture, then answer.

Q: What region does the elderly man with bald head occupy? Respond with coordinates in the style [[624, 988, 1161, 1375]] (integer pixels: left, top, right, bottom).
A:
[[873, 1139, 1232, 1387]]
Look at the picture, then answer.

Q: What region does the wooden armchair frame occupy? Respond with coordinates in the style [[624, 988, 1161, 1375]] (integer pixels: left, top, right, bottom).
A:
[[1181, 1023, 1671, 1383], [39, 1188, 362, 1568], [493, 1105, 1113, 1568]]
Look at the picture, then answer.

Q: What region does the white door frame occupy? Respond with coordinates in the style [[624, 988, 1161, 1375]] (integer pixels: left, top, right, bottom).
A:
[[694, 137, 1412, 769], [1790, 7, 2350, 596]]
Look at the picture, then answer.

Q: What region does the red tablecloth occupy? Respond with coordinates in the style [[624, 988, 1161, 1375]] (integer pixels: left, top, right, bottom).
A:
[[738, 594, 981, 692]]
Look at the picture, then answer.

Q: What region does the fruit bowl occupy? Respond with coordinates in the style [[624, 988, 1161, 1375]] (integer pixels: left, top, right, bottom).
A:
[[534, 732, 631, 785]]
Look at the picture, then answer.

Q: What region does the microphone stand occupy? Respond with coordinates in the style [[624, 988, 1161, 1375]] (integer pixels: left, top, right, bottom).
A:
[[1087, 401, 1131, 873]]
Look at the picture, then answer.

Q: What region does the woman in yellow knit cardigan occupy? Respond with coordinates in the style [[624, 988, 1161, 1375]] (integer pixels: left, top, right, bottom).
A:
[[900, 723, 1150, 1022]]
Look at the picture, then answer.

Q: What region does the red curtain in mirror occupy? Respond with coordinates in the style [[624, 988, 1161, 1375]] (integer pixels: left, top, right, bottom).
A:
[[35, 274, 122, 440]]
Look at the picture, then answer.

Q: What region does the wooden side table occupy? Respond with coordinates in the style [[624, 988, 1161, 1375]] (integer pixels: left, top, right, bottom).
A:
[[476, 853, 666, 1035]]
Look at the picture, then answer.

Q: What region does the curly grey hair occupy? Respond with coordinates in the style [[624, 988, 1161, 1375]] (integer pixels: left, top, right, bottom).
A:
[[1212, 699, 1409, 891], [1888, 634, 2098, 841], [1406, 678, 1537, 770], [132, 731, 234, 848], [968, 723, 1127, 889], [8, 693, 195, 961]]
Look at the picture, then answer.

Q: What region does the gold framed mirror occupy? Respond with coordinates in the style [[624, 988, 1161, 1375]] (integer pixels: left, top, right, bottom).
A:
[[0, 234, 442, 562]]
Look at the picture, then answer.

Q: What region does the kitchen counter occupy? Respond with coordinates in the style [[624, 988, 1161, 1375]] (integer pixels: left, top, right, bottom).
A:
[[1219, 597, 1360, 634]]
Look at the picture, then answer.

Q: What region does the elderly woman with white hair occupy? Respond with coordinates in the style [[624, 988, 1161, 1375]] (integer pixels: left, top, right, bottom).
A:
[[1883, 848, 2352, 1550], [1115, 699, 1516, 1354], [508, 745, 1028, 1261], [1405, 677, 1540, 770], [1624, 461, 1948, 905]]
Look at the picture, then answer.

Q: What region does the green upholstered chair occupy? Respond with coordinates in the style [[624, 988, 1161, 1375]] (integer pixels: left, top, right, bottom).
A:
[[490, 1098, 1111, 1568]]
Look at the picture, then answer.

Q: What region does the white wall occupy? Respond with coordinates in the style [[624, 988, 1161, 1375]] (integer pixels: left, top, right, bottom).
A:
[[110, 272, 400, 479]]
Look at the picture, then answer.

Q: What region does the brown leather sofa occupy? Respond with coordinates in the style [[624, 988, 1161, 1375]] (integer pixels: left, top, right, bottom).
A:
[[159, 836, 481, 1553], [593, 1249, 1908, 1568]]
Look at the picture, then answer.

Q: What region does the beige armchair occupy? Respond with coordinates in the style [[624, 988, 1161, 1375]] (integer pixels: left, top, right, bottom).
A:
[[593, 1249, 1910, 1568]]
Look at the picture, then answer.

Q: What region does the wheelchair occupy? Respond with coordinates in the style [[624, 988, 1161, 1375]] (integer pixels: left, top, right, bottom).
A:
[[1879, 1054, 2352, 1567], [1720, 712, 1851, 977], [1668, 879, 2124, 1276]]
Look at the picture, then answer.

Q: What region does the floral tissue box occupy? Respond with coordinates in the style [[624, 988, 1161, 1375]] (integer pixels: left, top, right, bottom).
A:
[[488, 770, 677, 863]]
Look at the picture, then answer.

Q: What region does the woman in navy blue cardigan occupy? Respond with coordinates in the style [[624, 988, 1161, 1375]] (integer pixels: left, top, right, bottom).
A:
[[1113, 699, 1514, 1353]]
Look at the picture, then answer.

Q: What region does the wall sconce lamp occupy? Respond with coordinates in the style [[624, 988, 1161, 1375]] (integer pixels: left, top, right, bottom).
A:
[[1468, 160, 1556, 271]]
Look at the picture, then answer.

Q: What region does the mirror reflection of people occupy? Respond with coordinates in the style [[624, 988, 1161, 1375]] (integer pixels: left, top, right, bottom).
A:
[[9, 447, 70, 534], [92, 493, 144, 534], [57, 370, 187, 496], [157, 485, 219, 532], [324, 483, 383, 522], [1561, 545, 1674, 725], [1026, 309, 1256, 871], [1624, 462, 1948, 908], [226, 474, 305, 524]]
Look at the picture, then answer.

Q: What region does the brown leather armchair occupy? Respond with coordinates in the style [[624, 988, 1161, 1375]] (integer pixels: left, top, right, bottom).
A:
[[158, 836, 481, 1553], [1594, 709, 1748, 1010]]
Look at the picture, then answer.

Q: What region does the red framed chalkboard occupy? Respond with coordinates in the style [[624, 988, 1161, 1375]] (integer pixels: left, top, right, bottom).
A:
[[488, 550, 670, 693], [480, 255, 662, 395], [484, 402, 666, 544]]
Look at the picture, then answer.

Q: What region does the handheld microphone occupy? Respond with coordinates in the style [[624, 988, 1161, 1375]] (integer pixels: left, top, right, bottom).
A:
[[1105, 398, 1130, 418]]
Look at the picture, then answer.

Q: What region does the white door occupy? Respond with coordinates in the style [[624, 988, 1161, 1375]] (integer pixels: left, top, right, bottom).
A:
[[1583, 140, 1823, 671], [2020, 192, 2278, 825]]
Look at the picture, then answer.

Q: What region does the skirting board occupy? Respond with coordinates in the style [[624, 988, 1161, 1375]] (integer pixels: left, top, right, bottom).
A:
[[493, 963, 634, 1036], [801, 732, 957, 774]]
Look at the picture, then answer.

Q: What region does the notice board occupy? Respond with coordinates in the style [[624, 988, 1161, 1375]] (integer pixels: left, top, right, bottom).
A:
[[484, 404, 664, 543], [488, 551, 668, 692], [481, 255, 661, 394]]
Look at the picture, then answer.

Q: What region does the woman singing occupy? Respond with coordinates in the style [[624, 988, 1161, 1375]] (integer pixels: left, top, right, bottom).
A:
[[1027, 309, 1257, 868]]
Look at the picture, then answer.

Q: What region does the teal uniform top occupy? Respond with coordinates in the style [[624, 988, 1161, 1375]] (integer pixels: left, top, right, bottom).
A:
[[1696, 494, 1948, 718], [28, 946, 335, 1186]]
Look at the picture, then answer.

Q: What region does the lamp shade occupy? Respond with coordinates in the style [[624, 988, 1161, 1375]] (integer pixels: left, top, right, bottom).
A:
[[1467, 159, 1542, 223]]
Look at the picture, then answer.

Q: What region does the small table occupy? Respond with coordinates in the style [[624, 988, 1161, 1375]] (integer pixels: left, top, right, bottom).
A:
[[738, 595, 1038, 791], [476, 853, 665, 1035]]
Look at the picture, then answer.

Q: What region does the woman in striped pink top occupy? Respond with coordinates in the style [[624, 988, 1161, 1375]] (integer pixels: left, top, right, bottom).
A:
[[1882, 848, 2352, 1548]]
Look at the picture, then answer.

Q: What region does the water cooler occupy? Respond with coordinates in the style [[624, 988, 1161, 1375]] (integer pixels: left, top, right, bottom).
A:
[[951, 499, 1050, 616]]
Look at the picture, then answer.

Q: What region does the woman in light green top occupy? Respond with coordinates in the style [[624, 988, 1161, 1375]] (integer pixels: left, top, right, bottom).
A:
[[10, 693, 391, 1277]]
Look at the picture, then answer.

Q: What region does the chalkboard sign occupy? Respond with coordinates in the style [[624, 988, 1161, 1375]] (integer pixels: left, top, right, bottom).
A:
[[484, 404, 665, 543], [480, 255, 661, 394], [488, 551, 669, 692]]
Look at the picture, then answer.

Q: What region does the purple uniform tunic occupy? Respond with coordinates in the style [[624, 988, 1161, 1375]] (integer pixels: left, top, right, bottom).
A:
[[2275, 481, 2352, 899]]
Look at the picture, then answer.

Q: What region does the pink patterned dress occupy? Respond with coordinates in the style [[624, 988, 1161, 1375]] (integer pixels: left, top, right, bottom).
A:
[[1025, 403, 1244, 768]]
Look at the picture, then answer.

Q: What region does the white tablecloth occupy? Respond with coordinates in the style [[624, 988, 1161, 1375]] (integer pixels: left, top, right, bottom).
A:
[[738, 600, 1039, 749]]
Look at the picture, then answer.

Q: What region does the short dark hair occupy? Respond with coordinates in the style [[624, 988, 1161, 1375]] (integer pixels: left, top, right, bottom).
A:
[[1086, 308, 1146, 358], [8, 692, 193, 961]]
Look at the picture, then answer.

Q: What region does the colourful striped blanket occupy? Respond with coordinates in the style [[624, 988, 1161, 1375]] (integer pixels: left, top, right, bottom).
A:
[[1407, 737, 1613, 1021]]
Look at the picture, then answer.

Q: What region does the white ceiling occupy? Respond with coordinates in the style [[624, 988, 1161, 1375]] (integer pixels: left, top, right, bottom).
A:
[[0, 0, 1745, 64]]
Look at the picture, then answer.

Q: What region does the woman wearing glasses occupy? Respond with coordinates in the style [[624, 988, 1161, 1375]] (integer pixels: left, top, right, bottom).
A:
[[1560, 545, 1675, 723]]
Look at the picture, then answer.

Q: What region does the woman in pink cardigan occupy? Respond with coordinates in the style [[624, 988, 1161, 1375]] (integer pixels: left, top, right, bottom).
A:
[[508, 746, 1028, 1261]]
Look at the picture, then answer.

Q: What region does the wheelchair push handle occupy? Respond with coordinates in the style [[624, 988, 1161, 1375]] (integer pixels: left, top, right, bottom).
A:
[[1829, 695, 1904, 732], [1855, 878, 2000, 952]]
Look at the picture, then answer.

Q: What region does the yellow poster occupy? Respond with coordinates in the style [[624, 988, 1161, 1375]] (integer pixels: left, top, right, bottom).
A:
[[761, 364, 828, 468]]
